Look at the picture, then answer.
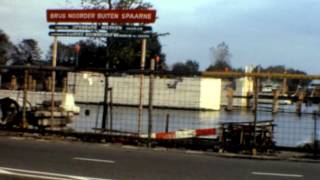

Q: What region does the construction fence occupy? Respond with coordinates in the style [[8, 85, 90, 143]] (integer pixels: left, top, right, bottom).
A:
[[0, 65, 320, 156]]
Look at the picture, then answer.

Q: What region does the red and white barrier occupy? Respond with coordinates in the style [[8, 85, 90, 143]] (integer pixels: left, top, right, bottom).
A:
[[140, 128, 217, 140]]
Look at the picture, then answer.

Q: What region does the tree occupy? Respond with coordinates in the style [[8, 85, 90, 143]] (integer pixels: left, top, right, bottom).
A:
[[286, 68, 309, 91], [56, 42, 76, 67], [185, 60, 199, 73], [5, 39, 44, 87], [207, 42, 232, 71], [172, 60, 199, 74], [77, 40, 107, 68], [14, 39, 42, 64], [0, 29, 15, 65], [81, 0, 152, 9], [259, 65, 309, 91], [172, 62, 185, 74], [47, 41, 79, 67]]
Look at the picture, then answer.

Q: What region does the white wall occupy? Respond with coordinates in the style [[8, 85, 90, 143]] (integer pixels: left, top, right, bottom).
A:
[[0, 90, 62, 107], [68, 72, 105, 103], [234, 77, 253, 107], [220, 77, 253, 107], [68, 72, 221, 110], [200, 78, 221, 110]]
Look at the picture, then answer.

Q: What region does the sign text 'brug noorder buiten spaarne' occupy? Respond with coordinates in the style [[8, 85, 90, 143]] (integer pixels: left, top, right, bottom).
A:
[[47, 9, 156, 24]]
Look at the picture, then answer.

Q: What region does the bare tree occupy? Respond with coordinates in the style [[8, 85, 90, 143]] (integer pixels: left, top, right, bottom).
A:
[[16, 39, 42, 63], [80, 0, 152, 9], [207, 42, 232, 71]]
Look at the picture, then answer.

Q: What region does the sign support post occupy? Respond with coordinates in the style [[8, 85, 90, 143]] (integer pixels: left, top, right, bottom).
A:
[[102, 63, 109, 132], [51, 35, 58, 125], [148, 58, 155, 146], [22, 65, 29, 129], [138, 39, 147, 135]]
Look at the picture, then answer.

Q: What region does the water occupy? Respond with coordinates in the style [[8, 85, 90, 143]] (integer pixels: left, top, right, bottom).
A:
[[67, 104, 320, 148]]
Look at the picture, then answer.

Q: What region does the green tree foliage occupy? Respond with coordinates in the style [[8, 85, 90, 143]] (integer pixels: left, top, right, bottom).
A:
[[147, 37, 167, 70], [47, 41, 76, 67], [47, 37, 167, 70], [172, 60, 199, 74], [106, 37, 166, 70], [47, 40, 107, 68], [207, 42, 232, 71], [258, 65, 309, 91], [67, 0, 167, 70], [77, 40, 107, 68], [9, 39, 44, 86], [14, 39, 42, 64], [0, 31, 45, 86], [0, 30, 15, 65]]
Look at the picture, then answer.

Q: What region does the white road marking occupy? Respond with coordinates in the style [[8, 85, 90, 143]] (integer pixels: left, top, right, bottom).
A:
[[185, 150, 204, 155], [0, 166, 112, 180], [122, 145, 138, 150], [74, 157, 115, 164], [8, 137, 24, 140], [102, 144, 110, 147], [0, 173, 63, 180], [0, 169, 11, 175], [252, 172, 304, 178]]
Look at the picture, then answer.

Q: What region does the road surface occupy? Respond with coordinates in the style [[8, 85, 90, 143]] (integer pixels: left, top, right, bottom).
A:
[[0, 136, 319, 180]]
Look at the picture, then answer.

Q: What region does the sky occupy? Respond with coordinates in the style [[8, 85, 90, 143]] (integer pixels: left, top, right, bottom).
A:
[[1, 0, 320, 74]]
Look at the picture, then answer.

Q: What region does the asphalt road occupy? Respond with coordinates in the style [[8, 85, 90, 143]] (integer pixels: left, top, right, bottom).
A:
[[0, 136, 319, 180]]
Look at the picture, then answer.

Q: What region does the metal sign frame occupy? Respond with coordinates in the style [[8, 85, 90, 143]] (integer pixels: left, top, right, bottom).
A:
[[49, 24, 152, 32], [49, 31, 152, 38]]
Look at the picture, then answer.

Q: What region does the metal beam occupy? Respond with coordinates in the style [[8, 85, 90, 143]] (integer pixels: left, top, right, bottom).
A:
[[202, 71, 320, 80]]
